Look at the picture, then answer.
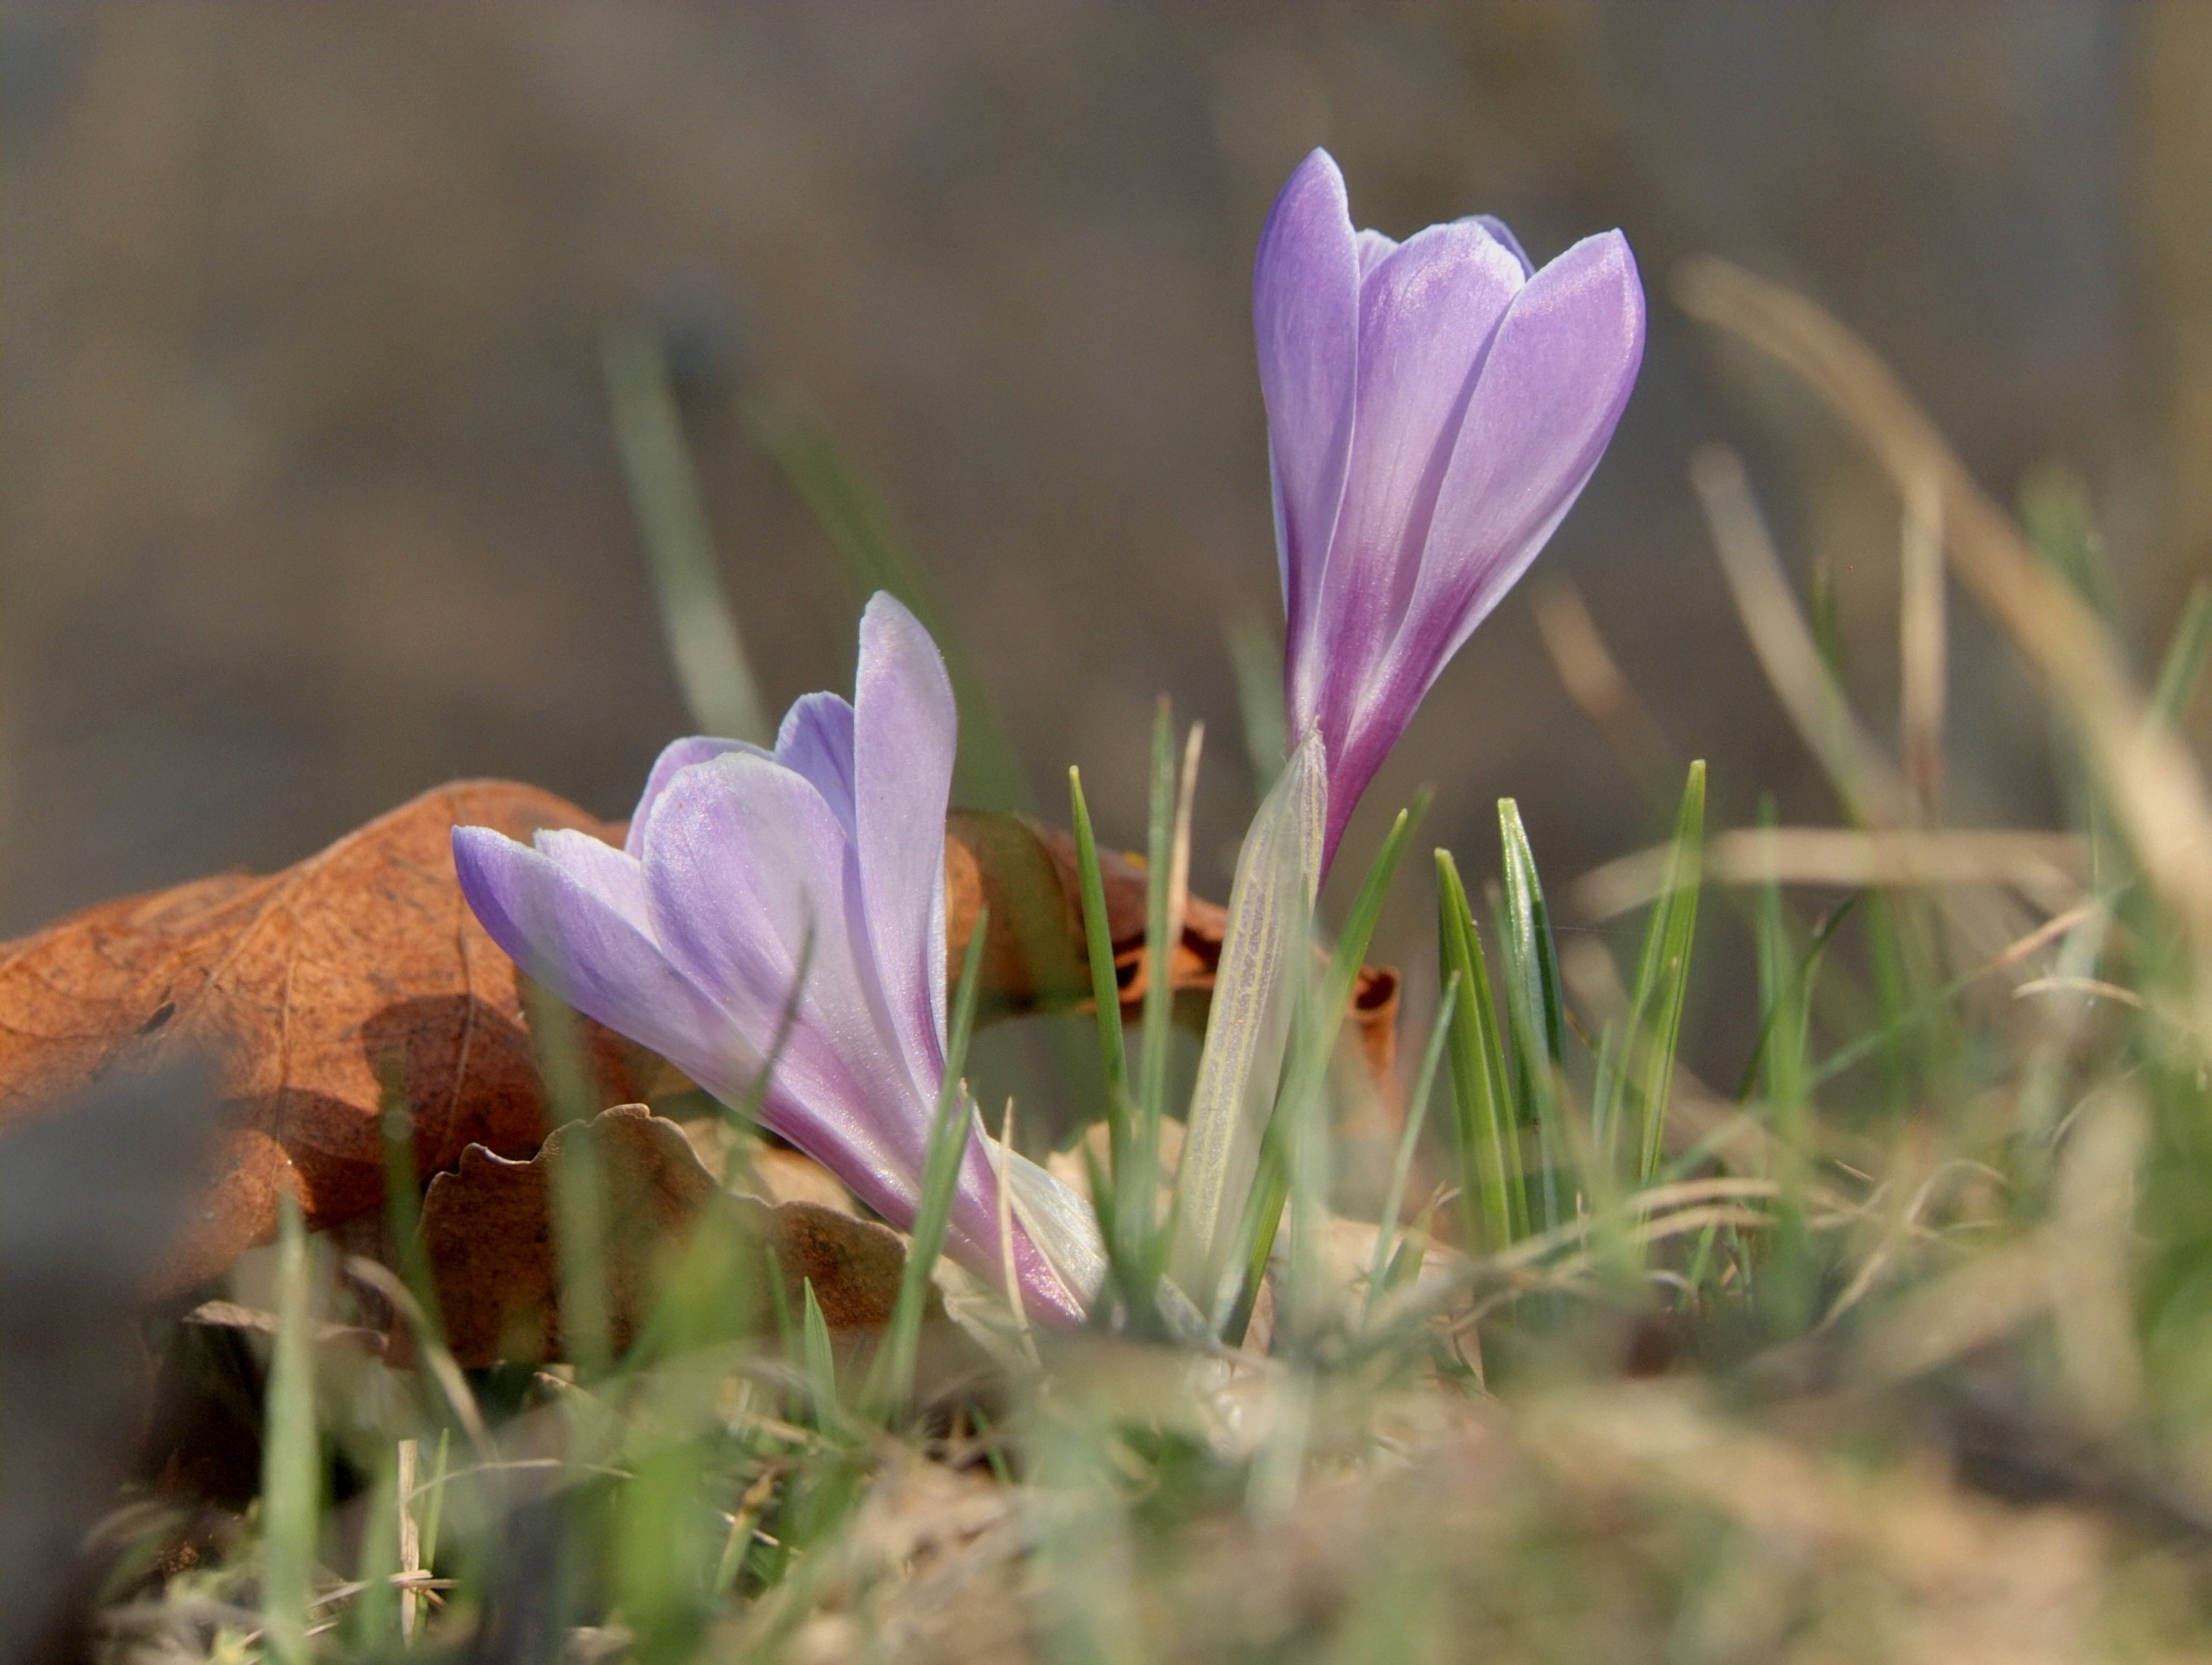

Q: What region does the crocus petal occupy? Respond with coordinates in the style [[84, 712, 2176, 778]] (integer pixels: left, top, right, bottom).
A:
[[851, 594, 957, 1107], [624, 736, 764, 859], [532, 828, 652, 936], [1471, 214, 1534, 279], [641, 752, 877, 1067], [1305, 220, 1524, 757], [640, 752, 921, 1201], [1354, 227, 1398, 278], [452, 826, 734, 1092], [1254, 148, 1361, 705], [1400, 228, 1644, 695], [774, 691, 859, 837]]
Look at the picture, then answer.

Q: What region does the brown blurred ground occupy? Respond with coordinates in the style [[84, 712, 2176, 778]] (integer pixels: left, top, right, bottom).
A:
[[3, 5, 2206, 1084]]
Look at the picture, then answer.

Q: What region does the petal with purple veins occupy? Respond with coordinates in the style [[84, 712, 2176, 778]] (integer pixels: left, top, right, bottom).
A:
[[625, 736, 765, 859], [851, 594, 957, 1103], [1254, 149, 1361, 712], [775, 692, 859, 836], [1310, 220, 1524, 761], [1390, 229, 1645, 700], [452, 826, 736, 1094]]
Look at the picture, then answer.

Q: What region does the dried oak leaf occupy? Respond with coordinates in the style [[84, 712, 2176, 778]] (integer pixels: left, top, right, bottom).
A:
[[414, 1103, 917, 1367], [0, 780, 641, 1294]]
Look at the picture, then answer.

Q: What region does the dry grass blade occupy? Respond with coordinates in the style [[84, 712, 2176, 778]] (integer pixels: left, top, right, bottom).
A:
[[1678, 257, 2212, 1042], [1573, 827, 2090, 922], [1690, 445, 1915, 828], [1899, 475, 1947, 813], [1531, 581, 1680, 805]]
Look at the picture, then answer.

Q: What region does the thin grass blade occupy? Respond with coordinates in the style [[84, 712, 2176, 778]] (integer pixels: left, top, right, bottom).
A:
[[1364, 975, 1455, 1317], [1221, 793, 1422, 1341], [1629, 761, 1706, 1182], [745, 389, 1027, 809], [2152, 581, 2212, 731], [1068, 767, 1130, 1101], [801, 1280, 839, 1426], [260, 1191, 317, 1665], [1437, 849, 1522, 1251], [1498, 800, 1567, 1236], [603, 320, 770, 745], [869, 911, 991, 1415]]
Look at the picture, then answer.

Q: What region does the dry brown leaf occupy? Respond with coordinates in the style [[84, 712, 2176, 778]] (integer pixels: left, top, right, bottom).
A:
[[0, 781, 646, 1293], [413, 1103, 919, 1367]]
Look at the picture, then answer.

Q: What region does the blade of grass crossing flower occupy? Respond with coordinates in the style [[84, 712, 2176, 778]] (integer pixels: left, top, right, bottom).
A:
[[1498, 800, 1568, 1236], [1629, 761, 1706, 1183], [603, 320, 770, 746], [2151, 581, 2212, 731], [1220, 794, 1422, 1342], [1436, 850, 1523, 1251], [869, 911, 991, 1417], [1364, 977, 1455, 1319], [1167, 733, 1325, 1323], [260, 1191, 317, 1665]]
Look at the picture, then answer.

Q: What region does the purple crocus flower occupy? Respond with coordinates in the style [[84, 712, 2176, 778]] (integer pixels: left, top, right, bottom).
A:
[[1257, 148, 1646, 871], [452, 594, 1088, 1327]]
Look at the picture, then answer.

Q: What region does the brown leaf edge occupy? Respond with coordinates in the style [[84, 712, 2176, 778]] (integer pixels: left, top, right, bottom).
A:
[[404, 1104, 923, 1368]]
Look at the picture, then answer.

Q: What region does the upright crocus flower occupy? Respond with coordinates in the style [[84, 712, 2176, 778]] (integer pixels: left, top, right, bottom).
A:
[[1257, 148, 1646, 871], [452, 594, 1090, 1327]]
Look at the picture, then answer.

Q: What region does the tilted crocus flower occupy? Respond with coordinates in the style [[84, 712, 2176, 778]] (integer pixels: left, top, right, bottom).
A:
[[1257, 148, 1646, 871], [451, 594, 1091, 1327]]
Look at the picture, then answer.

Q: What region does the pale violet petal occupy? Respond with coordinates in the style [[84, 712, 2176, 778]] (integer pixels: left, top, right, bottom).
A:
[[532, 828, 652, 937], [1309, 219, 1526, 797], [1255, 149, 1361, 732], [1377, 229, 1645, 741], [775, 691, 858, 837], [452, 826, 737, 1094], [851, 594, 957, 1106], [625, 736, 766, 859]]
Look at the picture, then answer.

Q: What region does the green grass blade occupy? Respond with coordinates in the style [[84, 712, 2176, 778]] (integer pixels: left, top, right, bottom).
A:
[[1497, 800, 1567, 1236], [746, 388, 1028, 809], [603, 320, 770, 746], [1436, 849, 1522, 1251], [1220, 793, 1423, 1342], [1168, 733, 1325, 1322], [1364, 974, 1456, 1318], [1068, 767, 1130, 1101], [1629, 761, 1706, 1183], [869, 910, 991, 1416], [349, 1446, 400, 1652], [2152, 581, 2212, 730], [1135, 699, 1179, 1187], [260, 1191, 317, 1665], [379, 1074, 445, 1347], [800, 1280, 839, 1428]]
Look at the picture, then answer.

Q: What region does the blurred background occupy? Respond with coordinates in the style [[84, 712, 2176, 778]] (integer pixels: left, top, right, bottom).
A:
[[4, 4, 2208, 1087]]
